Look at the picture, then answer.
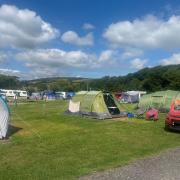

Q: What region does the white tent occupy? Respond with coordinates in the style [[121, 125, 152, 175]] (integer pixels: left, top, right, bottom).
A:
[[0, 96, 10, 139]]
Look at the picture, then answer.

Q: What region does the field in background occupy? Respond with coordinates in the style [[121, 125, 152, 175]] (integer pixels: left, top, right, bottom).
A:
[[0, 100, 179, 179]]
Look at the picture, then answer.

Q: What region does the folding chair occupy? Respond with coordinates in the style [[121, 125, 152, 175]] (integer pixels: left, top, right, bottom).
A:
[[136, 107, 147, 118]]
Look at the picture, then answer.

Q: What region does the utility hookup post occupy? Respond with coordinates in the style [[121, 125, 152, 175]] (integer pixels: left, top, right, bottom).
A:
[[86, 81, 89, 91]]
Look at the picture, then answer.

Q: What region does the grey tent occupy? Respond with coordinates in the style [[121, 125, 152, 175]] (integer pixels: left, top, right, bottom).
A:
[[0, 96, 10, 139], [120, 91, 146, 103]]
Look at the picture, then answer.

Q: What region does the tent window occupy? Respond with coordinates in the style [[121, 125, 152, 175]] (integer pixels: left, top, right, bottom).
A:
[[103, 94, 120, 115]]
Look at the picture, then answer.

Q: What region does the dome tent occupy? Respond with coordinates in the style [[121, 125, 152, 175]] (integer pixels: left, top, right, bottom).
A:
[[0, 96, 10, 139], [138, 90, 180, 112], [67, 91, 125, 119]]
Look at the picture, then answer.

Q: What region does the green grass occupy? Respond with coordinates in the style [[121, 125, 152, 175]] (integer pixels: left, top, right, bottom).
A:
[[0, 100, 179, 180]]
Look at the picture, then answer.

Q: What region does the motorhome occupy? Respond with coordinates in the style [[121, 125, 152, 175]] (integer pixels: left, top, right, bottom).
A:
[[0, 89, 15, 97], [0, 89, 28, 98]]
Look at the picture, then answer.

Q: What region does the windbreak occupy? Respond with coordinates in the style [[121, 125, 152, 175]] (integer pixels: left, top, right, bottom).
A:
[[0, 97, 10, 138]]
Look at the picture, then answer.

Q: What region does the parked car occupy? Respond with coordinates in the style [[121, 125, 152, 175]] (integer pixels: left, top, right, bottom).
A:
[[165, 100, 180, 131], [55, 92, 67, 99]]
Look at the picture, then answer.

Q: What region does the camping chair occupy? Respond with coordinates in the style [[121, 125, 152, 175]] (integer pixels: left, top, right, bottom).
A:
[[136, 107, 147, 118]]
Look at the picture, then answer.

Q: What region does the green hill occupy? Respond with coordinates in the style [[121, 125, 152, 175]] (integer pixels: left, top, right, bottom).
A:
[[89, 65, 180, 92], [0, 65, 180, 92]]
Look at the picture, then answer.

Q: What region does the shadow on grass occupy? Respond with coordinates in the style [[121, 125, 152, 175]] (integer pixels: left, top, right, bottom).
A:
[[164, 126, 180, 134], [7, 125, 23, 138]]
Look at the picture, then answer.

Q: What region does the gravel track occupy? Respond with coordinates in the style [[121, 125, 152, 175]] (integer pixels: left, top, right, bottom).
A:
[[80, 148, 180, 180]]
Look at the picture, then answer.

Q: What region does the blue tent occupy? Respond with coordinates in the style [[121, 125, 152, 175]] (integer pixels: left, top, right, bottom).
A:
[[45, 91, 56, 100]]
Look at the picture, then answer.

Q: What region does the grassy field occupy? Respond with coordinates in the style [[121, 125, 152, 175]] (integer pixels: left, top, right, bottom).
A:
[[0, 100, 179, 180]]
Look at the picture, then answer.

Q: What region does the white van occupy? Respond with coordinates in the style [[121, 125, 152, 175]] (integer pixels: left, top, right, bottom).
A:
[[55, 91, 67, 99]]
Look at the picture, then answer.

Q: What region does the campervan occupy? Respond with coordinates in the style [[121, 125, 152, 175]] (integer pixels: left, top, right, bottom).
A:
[[0, 89, 28, 98], [1, 89, 15, 97]]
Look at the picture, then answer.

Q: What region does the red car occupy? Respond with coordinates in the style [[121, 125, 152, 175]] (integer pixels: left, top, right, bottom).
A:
[[165, 100, 180, 131]]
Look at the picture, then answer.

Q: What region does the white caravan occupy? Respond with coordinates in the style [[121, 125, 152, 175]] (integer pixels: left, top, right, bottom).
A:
[[17, 90, 28, 97], [0, 89, 28, 98]]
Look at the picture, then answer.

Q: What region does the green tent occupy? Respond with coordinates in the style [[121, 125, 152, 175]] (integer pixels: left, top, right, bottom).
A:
[[67, 91, 124, 119], [138, 90, 180, 111]]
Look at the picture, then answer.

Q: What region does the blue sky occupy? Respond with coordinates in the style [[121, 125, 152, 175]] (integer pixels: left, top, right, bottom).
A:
[[0, 0, 180, 79]]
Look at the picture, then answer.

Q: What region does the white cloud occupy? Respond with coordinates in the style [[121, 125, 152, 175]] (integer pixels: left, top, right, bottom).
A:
[[161, 53, 180, 65], [130, 58, 148, 70], [104, 15, 180, 49], [0, 4, 59, 49], [0, 68, 21, 76], [0, 52, 8, 63], [82, 23, 95, 30], [16, 49, 100, 79], [61, 31, 93, 46], [99, 50, 114, 62], [15, 48, 122, 78], [0, 68, 37, 79], [16, 49, 97, 68], [121, 48, 143, 59], [0, 47, 149, 79]]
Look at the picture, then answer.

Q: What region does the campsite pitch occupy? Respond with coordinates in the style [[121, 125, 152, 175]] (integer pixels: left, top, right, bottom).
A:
[[0, 101, 179, 179]]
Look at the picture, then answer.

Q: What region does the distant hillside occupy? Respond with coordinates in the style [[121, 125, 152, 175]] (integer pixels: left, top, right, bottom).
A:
[[88, 65, 180, 92], [27, 77, 89, 84], [0, 74, 20, 89], [19, 77, 90, 93], [0, 65, 180, 92]]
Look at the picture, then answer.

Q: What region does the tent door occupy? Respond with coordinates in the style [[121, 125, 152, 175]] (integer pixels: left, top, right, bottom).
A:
[[103, 94, 120, 115]]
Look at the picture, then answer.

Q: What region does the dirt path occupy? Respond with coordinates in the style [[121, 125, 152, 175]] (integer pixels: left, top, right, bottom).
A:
[[80, 148, 180, 180]]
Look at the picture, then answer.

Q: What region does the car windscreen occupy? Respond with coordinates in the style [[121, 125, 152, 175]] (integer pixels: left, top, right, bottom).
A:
[[175, 104, 180, 110]]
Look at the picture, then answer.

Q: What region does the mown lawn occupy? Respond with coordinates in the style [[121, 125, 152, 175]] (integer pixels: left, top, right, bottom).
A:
[[0, 100, 179, 179]]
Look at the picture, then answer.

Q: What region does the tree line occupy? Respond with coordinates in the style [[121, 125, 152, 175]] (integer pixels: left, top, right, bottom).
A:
[[0, 65, 180, 93]]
